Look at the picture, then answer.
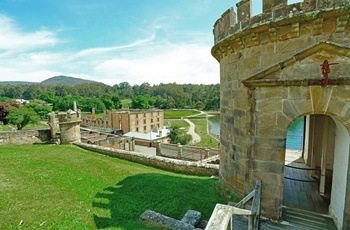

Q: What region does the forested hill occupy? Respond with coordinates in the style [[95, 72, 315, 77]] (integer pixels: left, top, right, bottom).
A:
[[0, 81, 220, 111], [0, 76, 96, 86], [40, 76, 96, 85], [0, 81, 36, 85]]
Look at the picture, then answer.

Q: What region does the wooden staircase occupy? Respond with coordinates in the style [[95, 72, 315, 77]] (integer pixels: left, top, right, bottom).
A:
[[260, 207, 337, 230]]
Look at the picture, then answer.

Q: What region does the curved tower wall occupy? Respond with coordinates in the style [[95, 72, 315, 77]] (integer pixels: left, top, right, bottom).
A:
[[212, 0, 350, 222]]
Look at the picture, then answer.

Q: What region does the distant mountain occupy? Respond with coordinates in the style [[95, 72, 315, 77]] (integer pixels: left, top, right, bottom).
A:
[[0, 81, 36, 85], [40, 76, 97, 85], [0, 76, 98, 86]]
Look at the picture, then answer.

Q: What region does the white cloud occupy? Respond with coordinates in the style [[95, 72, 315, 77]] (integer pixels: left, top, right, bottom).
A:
[[0, 14, 59, 52], [74, 33, 156, 58], [0, 67, 62, 83], [94, 43, 219, 85], [0, 14, 220, 85]]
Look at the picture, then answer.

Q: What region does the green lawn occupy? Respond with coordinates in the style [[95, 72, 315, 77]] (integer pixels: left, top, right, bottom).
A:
[[165, 119, 190, 130], [164, 110, 200, 119], [0, 144, 236, 229], [122, 99, 131, 109], [191, 119, 219, 149], [0, 123, 49, 132]]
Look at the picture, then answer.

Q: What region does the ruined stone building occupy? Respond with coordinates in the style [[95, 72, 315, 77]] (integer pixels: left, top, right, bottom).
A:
[[81, 109, 164, 133], [212, 0, 350, 228]]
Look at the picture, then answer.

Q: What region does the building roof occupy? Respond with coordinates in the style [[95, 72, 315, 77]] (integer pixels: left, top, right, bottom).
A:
[[123, 128, 169, 141]]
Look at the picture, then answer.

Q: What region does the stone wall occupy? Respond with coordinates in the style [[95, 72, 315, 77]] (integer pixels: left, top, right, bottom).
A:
[[159, 143, 220, 162], [213, 0, 350, 226], [0, 129, 51, 145], [74, 142, 219, 176], [213, 0, 350, 44]]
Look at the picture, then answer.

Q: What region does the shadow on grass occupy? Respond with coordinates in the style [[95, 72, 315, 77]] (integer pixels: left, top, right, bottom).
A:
[[93, 173, 230, 229]]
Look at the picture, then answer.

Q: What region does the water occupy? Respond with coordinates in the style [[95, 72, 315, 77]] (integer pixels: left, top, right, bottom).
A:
[[208, 115, 304, 150], [208, 115, 220, 138], [286, 117, 304, 150]]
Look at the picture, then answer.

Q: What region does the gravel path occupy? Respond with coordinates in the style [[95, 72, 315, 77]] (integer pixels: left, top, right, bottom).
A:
[[183, 118, 201, 144]]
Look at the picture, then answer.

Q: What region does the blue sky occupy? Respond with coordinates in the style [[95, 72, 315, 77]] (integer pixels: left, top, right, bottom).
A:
[[0, 0, 301, 85]]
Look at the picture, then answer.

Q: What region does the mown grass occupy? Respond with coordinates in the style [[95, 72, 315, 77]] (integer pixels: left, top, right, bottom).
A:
[[164, 119, 190, 131], [0, 144, 237, 229], [122, 99, 132, 109], [191, 119, 219, 149], [0, 123, 49, 132], [164, 110, 200, 119]]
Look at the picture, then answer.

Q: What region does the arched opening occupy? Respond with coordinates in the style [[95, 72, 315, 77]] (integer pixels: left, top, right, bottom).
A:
[[282, 114, 349, 229]]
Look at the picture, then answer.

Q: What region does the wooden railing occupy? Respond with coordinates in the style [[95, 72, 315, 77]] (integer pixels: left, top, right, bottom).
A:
[[206, 181, 261, 230]]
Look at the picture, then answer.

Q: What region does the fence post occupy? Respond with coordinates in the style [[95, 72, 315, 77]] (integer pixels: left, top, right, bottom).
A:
[[127, 137, 131, 151], [121, 138, 125, 150], [205, 147, 210, 158], [131, 137, 135, 151], [177, 143, 182, 159], [156, 141, 161, 156]]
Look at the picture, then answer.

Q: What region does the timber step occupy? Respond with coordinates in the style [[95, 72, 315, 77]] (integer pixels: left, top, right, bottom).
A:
[[282, 206, 337, 230], [259, 207, 337, 230]]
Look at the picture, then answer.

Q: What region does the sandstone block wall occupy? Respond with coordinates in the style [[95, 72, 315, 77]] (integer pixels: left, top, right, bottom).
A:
[[213, 0, 350, 224], [0, 129, 51, 145], [75, 142, 219, 176]]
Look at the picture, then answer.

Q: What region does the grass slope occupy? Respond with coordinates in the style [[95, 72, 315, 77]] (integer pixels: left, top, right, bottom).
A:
[[191, 119, 219, 149], [0, 145, 237, 229], [164, 110, 200, 119]]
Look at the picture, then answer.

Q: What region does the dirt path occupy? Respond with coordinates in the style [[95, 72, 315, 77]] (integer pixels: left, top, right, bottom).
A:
[[183, 118, 201, 144]]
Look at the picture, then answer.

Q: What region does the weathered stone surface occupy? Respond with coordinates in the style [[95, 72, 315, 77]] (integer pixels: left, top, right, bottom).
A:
[[214, 1, 350, 223], [0, 129, 51, 146], [256, 99, 282, 112], [75, 143, 219, 176], [140, 210, 194, 230], [310, 86, 332, 113], [181, 210, 201, 227]]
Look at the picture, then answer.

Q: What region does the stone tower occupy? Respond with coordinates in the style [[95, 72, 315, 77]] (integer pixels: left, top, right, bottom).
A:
[[212, 0, 350, 228], [58, 109, 81, 144]]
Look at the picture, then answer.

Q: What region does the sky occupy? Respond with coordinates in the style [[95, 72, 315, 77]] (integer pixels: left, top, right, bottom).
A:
[[0, 0, 301, 86]]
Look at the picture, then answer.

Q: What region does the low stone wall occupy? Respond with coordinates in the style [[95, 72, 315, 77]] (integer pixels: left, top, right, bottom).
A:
[[0, 128, 51, 145], [74, 142, 219, 176], [135, 139, 155, 147], [159, 143, 220, 162]]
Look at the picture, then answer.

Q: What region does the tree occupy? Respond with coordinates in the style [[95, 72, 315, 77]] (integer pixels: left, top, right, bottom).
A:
[[168, 126, 192, 145], [6, 106, 40, 130], [39, 91, 56, 104], [53, 96, 77, 112], [131, 95, 150, 109], [0, 105, 10, 125], [100, 94, 114, 110], [118, 82, 133, 99], [195, 101, 205, 110], [166, 96, 175, 109], [111, 95, 122, 109], [78, 97, 106, 113], [26, 103, 52, 120]]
